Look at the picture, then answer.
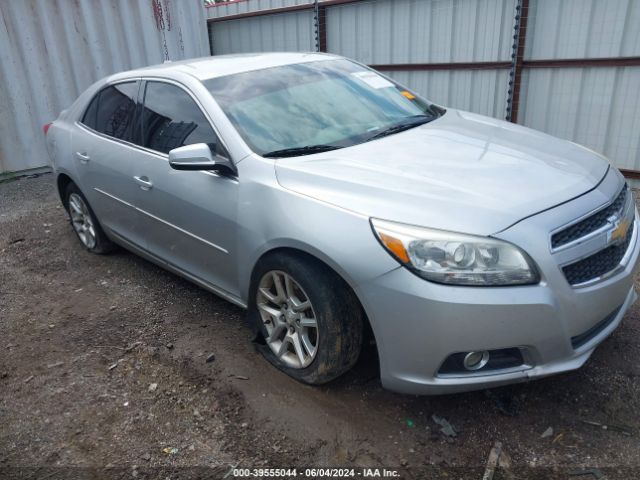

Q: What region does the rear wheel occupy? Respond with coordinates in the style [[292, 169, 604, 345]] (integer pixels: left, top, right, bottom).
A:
[[64, 183, 115, 254], [250, 253, 363, 384]]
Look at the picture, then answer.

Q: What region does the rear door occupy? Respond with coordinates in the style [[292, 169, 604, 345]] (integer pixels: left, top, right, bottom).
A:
[[72, 80, 147, 248], [131, 79, 240, 297]]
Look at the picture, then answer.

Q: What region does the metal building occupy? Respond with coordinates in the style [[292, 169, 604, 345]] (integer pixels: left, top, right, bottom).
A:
[[207, 0, 640, 179], [0, 0, 209, 175]]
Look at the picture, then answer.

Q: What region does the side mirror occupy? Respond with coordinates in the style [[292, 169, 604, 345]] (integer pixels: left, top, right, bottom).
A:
[[168, 143, 236, 175]]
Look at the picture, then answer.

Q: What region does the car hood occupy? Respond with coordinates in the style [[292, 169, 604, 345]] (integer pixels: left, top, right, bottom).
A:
[[274, 109, 609, 235]]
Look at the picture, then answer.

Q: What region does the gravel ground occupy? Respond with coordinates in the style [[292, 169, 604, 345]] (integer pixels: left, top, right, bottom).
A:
[[1, 174, 639, 480]]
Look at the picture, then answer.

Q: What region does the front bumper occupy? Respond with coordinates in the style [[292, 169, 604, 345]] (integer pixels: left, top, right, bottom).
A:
[[358, 269, 637, 394], [357, 171, 640, 395]]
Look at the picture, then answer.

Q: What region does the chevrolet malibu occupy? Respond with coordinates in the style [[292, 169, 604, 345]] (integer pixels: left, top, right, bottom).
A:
[[45, 53, 639, 394]]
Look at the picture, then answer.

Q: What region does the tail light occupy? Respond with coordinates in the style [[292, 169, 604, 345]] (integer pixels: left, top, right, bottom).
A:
[[43, 122, 52, 135]]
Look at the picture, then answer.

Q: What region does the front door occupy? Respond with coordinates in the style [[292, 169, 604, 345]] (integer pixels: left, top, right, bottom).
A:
[[132, 80, 239, 297]]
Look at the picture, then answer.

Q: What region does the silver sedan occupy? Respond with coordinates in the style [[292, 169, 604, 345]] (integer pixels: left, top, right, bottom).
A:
[[45, 53, 640, 394]]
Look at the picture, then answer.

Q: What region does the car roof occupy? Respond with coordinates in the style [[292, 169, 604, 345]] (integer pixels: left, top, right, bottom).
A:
[[110, 52, 340, 82]]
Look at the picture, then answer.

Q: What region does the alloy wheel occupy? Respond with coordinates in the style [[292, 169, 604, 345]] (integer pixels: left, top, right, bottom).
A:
[[68, 193, 97, 249], [256, 270, 319, 369]]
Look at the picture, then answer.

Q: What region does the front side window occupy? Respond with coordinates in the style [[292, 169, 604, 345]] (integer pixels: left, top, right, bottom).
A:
[[82, 82, 138, 141], [140, 81, 219, 155], [204, 59, 443, 157]]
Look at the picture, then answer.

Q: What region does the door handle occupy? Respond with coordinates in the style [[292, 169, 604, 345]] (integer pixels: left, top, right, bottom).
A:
[[75, 151, 90, 164], [133, 175, 153, 190]]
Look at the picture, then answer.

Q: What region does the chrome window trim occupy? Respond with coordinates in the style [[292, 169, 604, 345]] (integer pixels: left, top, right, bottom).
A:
[[76, 121, 166, 159], [76, 75, 234, 166], [74, 122, 238, 184]]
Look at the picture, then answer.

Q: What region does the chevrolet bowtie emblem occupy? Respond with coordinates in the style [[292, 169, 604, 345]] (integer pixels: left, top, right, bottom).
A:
[[608, 217, 630, 246]]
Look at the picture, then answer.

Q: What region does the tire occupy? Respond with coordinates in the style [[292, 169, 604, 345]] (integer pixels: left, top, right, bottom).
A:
[[63, 182, 116, 254], [249, 252, 363, 385]]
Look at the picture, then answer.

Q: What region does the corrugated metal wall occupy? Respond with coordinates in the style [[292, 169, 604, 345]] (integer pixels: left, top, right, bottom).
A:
[[323, 0, 514, 118], [207, 0, 315, 54], [211, 11, 315, 54], [325, 0, 515, 64], [519, 67, 640, 171], [207, 0, 640, 175], [525, 0, 640, 59], [207, 0, 311, 18], [208, 0, 515, 118], [0, 0, 209, 175], [386, 69, 510, 118], [519, 0, 640, 173]]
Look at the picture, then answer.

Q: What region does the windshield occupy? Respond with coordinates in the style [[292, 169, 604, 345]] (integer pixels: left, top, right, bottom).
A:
[[204, 59, 443, 157]]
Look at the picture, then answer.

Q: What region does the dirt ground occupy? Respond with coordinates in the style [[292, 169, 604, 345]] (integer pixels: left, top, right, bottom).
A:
[[1, 174, 639, 480]]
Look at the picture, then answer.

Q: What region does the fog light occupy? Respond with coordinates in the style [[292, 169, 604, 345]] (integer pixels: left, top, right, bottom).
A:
[[438, 348, 525, 376], [463, 351, 489, 370]]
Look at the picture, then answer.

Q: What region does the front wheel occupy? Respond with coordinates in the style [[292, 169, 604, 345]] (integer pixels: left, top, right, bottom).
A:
[[249, 253, 363, 385]]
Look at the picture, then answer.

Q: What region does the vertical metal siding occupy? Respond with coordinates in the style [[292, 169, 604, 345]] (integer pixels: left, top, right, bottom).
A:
[[206, 0, 312, 19], [207, 0, 640, 173], [326, 0, 515, 64], [0, 0, 209, 174], [208, 0, 516, 120], [519, 66, 640, 171], [323, 0, 515, 121], [525, 0, 640, 60], [387, 68, 510, 118], [518, 0, 640, 172], [210, 10, 315, 54]]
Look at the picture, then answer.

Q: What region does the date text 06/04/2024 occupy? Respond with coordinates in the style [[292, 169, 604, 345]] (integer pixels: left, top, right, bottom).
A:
[[232, 468, 401, 478]]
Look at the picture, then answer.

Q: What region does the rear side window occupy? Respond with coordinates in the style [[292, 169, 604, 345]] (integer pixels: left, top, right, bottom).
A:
[[82, 82, 138, 142], [140, 81, 218, 154], [82, 94, 99, 129]]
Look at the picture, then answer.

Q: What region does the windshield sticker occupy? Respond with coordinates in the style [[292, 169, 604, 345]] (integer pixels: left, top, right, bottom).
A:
[[400, 90, 416, 100], [351, 71, 394, 89]]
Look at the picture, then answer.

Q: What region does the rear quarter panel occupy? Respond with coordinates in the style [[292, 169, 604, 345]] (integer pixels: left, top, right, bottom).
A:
[[48, 80, 104, 195]]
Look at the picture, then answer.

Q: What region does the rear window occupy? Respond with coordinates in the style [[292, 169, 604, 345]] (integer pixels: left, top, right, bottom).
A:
[[81, 82, 138, 142]]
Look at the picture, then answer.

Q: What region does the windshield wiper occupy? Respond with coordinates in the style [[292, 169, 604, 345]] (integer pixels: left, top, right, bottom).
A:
[[262, 145, 342, 158], [365, 115, 435, 142]]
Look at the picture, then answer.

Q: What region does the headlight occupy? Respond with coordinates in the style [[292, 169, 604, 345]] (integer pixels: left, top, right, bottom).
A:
[[371, 218, 539, 286]]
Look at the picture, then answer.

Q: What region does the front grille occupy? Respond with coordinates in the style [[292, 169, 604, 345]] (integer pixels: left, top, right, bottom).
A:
[[571, 306, 621, 349], [552, 185, 628, 249], [562, 220, 634, 285]]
